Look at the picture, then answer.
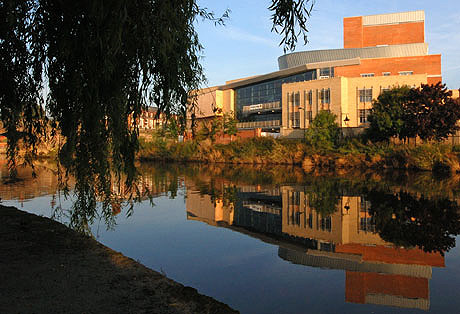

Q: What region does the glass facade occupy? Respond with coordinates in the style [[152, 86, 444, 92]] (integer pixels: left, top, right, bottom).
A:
[[235, 70, 317, 126]]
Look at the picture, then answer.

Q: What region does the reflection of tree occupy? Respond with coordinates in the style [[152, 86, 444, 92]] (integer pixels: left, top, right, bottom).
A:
[[305, 180, 341, 216], [367, 190, 460, 254], [178, 163, 460, 254]]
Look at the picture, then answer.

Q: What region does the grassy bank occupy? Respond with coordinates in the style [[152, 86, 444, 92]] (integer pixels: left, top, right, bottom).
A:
[[138, 137, 460, 173]]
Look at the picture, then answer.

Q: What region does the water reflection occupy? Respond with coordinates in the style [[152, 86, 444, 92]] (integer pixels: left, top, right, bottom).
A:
[[185, 182, 449, 311], [2, 161, 460, 311]]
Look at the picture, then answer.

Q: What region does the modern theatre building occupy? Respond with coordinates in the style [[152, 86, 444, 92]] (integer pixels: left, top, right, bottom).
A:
[[192, 10, 442, 138]]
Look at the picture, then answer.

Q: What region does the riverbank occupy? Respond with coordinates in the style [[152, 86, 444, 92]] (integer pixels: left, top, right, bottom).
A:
[[0, 205, 238, 314], [138, 137, 460, 173]]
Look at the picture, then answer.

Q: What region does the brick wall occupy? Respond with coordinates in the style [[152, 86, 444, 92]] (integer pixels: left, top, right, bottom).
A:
[[345, 272, 429, 304], [335, 55, 441, 80], [362, 22, 425, 47], [343, 17, 363, 48], [213, 128, 262, 144], [344, 16, 424, 48]]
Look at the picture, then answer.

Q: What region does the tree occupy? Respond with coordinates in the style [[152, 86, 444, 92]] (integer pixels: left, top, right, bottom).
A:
[[405, 83, 460, 142], [366, 84, 460, 143], [305, 110, 340, 150], [366, 189, 460, 254], [1, 0, 314, 220], [222, 112, 238, 137], [366, 86, 411, 142]]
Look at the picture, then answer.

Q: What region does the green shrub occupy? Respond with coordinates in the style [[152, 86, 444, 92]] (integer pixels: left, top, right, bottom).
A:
[[305, 110, 340, 151]]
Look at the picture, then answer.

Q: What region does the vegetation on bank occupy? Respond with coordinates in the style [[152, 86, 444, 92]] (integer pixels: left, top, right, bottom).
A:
[[139, 84, 460, 173], [138, 134, 460, 173], [366, 83, 460, 142]]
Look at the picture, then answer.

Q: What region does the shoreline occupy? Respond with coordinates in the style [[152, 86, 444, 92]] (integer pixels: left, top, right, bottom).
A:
[[0, 204, 238, 314], [138, 139, 460, 174]]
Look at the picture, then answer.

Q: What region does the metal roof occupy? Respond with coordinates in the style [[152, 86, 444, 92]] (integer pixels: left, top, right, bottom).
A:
[[218, 58, 359, 90], [278, 43, 429, 70]]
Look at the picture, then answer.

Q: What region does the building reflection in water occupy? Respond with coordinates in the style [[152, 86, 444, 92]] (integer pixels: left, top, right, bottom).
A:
[[1, 161, 451, 310], [0, 160, 60, 203], [186, 182, 445, 311]]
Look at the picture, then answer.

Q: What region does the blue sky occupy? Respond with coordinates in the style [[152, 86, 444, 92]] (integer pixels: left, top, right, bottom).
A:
[[195, 0, 460, 90]]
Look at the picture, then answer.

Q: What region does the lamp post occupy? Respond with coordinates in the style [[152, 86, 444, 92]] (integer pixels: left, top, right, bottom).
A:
[[343, 114, 350, 138]]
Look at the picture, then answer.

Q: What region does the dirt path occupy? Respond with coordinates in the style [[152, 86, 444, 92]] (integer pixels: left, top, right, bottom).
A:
[[0, 205, 238, 314]]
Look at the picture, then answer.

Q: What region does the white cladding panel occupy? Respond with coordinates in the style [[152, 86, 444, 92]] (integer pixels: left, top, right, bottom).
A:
[[363, 11, 425, 26]]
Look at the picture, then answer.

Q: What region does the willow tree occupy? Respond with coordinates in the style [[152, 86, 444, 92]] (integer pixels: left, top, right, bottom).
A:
[[1, 0, 314, 223]]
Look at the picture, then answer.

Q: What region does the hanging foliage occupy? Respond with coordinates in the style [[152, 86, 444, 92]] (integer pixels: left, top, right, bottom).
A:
[[1, 0, 314, 221]]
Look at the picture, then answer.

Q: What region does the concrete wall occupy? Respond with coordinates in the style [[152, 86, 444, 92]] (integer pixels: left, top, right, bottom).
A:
[[345, 74, 428, 127], [280, 186, 387, 246], [281, 77, 343, 137], [279, 74, 429, 137], [190, 87, 221, 119]]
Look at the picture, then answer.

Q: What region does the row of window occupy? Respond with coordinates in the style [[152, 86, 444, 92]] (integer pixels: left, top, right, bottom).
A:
[[360, 71, 413, 77], [235, 70, 317, 107], [288, 89, 331, 107]]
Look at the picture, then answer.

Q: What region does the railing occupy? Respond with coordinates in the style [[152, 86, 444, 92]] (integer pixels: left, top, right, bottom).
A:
[[236, 119, 281, 129], [242, 101, 281, 115]]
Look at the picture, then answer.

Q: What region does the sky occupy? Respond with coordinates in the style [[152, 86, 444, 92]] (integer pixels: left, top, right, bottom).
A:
[[194, 0, 460, 90]]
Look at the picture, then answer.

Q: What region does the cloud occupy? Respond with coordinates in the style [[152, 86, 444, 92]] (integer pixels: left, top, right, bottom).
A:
[[221, 27, 277, 48]]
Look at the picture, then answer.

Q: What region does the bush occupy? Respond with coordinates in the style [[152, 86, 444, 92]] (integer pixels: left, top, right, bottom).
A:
[[305, 110, 340, 151]]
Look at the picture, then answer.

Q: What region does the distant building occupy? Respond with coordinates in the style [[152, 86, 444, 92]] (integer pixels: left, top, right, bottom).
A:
[[192, 11, 446, 139], [137, 107, 166, 131]]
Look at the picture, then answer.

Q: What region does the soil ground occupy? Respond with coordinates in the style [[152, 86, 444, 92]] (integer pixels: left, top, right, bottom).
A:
[[0, 205, 238, 314]]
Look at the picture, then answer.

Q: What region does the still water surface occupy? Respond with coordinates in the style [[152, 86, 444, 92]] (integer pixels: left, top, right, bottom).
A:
[[1, 161, 460, 314]]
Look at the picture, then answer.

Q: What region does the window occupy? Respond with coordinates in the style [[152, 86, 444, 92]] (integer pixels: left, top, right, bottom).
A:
[[307, 213, 313, 229], [320, 217, 332, 232], [360, 218, 376, 233], [382, 72, 391, 76], [359, 88, 372, 102], [360, 73, 374, 77], [320, 67, 330, 77], [381, 87, 390, 93], [290, 112, 300, 128], [306, 111, 313, 123], [360, 197, 371, 212], [320, 67, 334, 79], [306, 90, 313, 106], [359, 109, 370, 124], [294, 92, 300, 107], [399, 71, 413, 76], [320, 88, 330, 104]]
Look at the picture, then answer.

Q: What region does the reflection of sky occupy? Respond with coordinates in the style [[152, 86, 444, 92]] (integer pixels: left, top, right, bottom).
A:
[[2, 184, 459, 314]]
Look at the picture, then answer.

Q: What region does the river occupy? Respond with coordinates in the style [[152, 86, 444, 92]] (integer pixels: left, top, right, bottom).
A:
[[1, 160, 460, 314]]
